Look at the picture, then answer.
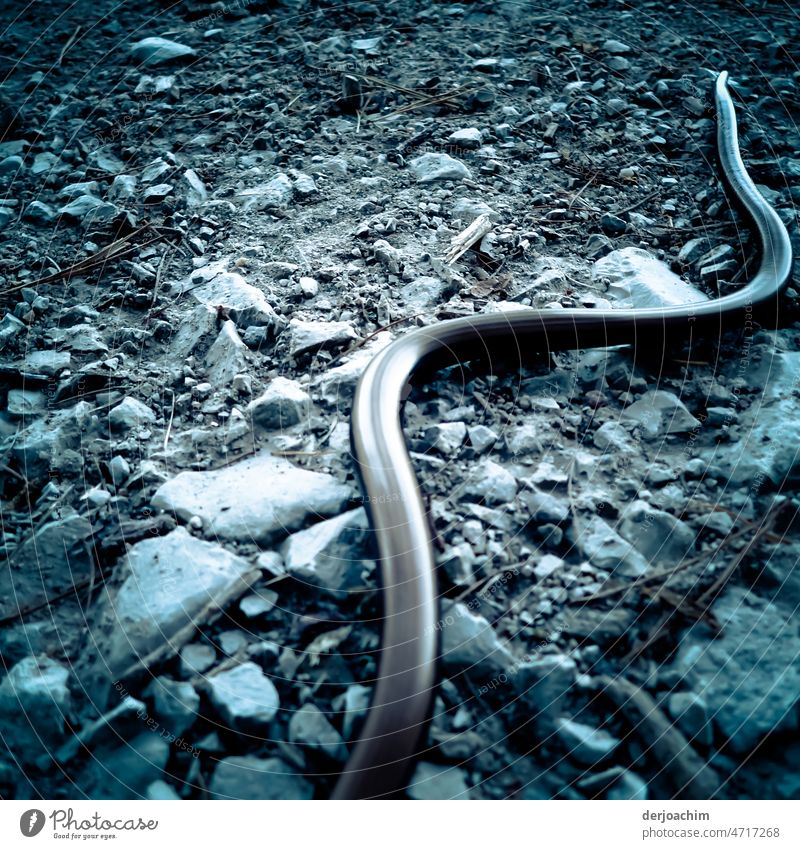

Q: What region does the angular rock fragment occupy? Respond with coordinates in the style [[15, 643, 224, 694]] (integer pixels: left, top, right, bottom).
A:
[[0, 656, 71, 758], [339, 684, 371, 740], [85, 527, 256, 679], [180, 644, 216, 678], [452, 197, 499, 223], [170, 304, 218, 360], [372, 238, 402, 273], [237, 174, 293, 210], [47, 324, 108, 353], [247, 377, 310, 430], [23, 349, 71, 375], [440, 601, 515, 677], [677, 237, 711, 265], [288, 703, 348, 762], [179, 265, 278, 328], [58, 195, 120, 225], [515, 655, 576, 730], [87, 149, 126, 174], [425, 422, 467, 456], [575, 515, 649, 577], [467, 424, 498, 453], [206, 662, 280, 733], [462, 459, 517, 505], [205, 320, 249, 386], [619, 500, 695, 565], [438, 542, 476, 586], [594, 421, 636, 453], [109, 396, 156, 431], [144, 677, 199, 737], [620, 390, 700, 440], [448, 127, 482, 149], [556, 717, 619, 765], [107, 174, 137, 201], [280, 508, 372, 597], [181, 169, 207, 207], [312, 331, 392, 403], [407, 762, 470, 799], [135, 74, 178, 96]]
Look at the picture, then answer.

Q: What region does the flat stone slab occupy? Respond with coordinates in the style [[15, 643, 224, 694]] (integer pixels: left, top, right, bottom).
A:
[[210, 756, 313, 800], [152, 451, 352, 543], [130, 37, 197, 66]]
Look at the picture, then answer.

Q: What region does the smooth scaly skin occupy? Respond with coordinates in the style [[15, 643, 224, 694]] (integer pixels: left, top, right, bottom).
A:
[[333, 72, 793, 799]]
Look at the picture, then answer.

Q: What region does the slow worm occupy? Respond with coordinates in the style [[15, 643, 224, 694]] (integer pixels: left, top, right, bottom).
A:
[[332, 72, 793, 799]]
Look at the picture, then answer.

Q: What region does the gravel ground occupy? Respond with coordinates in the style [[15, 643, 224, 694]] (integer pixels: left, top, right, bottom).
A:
[[1, 0, 799, 801]]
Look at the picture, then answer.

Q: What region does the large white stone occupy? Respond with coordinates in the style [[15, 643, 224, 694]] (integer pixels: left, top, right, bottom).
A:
[[130, 37, 197, 66], [152, 451, 351, 543], [409, 153, 472, 183], [178, 263, 278, 327], [593, 247, 709, 308], [290, 318, 358, 358]]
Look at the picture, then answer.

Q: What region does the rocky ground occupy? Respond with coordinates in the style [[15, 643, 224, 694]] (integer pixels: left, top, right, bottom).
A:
[[1, 0, 799, 801]]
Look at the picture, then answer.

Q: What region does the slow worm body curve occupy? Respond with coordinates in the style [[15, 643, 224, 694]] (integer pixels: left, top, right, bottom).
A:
[[332, 72, 793, 799]]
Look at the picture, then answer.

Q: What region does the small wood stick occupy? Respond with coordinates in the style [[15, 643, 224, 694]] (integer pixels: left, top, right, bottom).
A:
[[446, 213, 493, 264]]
